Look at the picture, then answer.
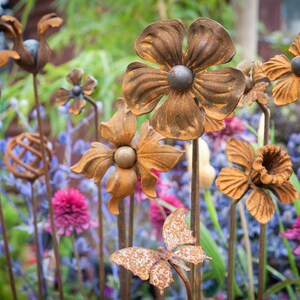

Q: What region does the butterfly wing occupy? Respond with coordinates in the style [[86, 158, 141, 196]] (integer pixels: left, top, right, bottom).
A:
[[173, 245, 211, 265], [149, 260, 173, 295], [162, 208, 196, 251], [110, 247, 161, 280]]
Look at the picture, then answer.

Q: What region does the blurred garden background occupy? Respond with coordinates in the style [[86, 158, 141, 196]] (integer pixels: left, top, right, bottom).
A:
[[1, 0, 300, 299]]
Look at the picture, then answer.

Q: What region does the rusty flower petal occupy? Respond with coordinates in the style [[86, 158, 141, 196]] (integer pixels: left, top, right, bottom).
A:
[[253, 145, 293, 186], [67, 69, 83, 85], [243, 81, 270, 106], [193, 67, 245, 120], [134, 19, 184, 70], [56, 88, 70, 106], [107, 167, 137, 215], [137, 120, 184, 197], [269, 182, 298, 204], [215, 167, 249, 200], [37, 13, 63, 35], [263, 54, 292, 81], [100, 98, 137, 146], [272, 75, 300, 106], [245, 189, 275, 224], [204, 116, 225, 132], [226, 138, 255, 171], [151, 90, 205, 140], [123, 62, 170, 115], [289, 32, 300, 57], [70, 142, 114, 183], [69, 97, 86, 115], [82, 75, 98, 95], [184, 18, 236, 72], [0, 50, 20, 67]]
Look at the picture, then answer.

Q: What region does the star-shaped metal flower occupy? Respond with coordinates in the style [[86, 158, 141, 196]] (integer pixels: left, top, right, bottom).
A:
[[0, 13, 63, 74], [123, 18, 246, 140], [71, 98, 184, 214]]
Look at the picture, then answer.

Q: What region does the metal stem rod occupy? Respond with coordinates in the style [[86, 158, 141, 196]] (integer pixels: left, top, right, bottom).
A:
[[32, 74, 64, 300]]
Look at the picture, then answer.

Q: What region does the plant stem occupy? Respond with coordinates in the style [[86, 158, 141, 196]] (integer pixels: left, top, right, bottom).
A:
[[117, 201, 127, 300], [71, 234, 88, 300], [84, 95, 105, 300], [0, 193, 18, 300], [227, 200, 237, 300], [170, 261, 192, 300], [190, 139, 200, 300], [256, 102, 270, 300], [31, 183, 43, 300], [32, 74, 64, 300]]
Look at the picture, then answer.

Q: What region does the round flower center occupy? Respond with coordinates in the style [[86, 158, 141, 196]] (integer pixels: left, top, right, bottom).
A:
[[72, 85, 82, 96], [167, 65, 194, 90], [114, 146, 136, 169], [291, 56, 300, 76], [24, 39, 40, 63]]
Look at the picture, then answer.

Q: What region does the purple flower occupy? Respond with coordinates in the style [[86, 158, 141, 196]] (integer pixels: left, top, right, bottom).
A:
[[281, 215, 300, 255]]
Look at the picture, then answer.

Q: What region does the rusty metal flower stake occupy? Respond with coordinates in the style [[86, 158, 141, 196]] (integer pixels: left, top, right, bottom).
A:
[[123, 17, 245, 298], [0, 14, 64, 300], [55, 68, 106, 299], [110, 208, 211, 300], [4, 132, 52, 299]]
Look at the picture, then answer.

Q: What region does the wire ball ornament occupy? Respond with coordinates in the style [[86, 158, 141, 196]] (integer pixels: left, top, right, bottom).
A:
[[4, 132, 52, 182]]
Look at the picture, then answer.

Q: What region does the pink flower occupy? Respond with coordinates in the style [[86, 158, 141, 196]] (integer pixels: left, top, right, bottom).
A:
[[46, 188, 97, 236], [281, 216, 300, 255], [207, 116, 246, 152], [149, 193, 185, 239]]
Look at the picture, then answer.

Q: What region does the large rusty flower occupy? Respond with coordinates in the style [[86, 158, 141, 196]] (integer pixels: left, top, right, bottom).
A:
[[237, 60, 269, 108], [71, 99, 184, 214], [0, 13, 63, 74], [123, 18, 246, 140], [263, 33, 300, 105], [56, 69, 98, 115], [216, 138, 298, 224]]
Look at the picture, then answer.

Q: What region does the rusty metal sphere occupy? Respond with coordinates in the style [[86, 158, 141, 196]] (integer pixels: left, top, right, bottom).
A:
[[4, 132, 52, 182], [167, 65, 194, 90], [23, 39, 40, 63], [291, 56, 300, 76], [114, 146, 136, 169]]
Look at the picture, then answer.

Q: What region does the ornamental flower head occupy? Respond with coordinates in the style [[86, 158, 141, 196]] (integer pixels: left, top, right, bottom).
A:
[[0, 13, 63, 74], [281, 215, 300, 255], [263, 32, 300, 105], [216, 138, 298, 224], [56, 69, 98, 115], [123, 18, 246, 140], [71, 99, 184, 214], [46, 188, 97, 236], [237, 60, 269, 108]]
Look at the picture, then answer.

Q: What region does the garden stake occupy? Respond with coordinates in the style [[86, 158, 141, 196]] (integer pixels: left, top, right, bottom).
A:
[[31, 183, 43, 300], [0, 193, 18, 300], [83, 94, 105, 300], [117, 201, 127, 299], [71, 234, 88, 300], [190, 138, 200, 299], [227, 200, 237, 300], [33, 74, 64, 300], [257, 102, 270, 300]]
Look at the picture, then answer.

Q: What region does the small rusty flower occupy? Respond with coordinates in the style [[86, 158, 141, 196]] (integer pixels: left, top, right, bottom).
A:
[[237, 60, 269, 108], [56, 69, 97, 115], [216, 138, 298, 224], [263, 33, 300, 105], [71, 98, 184, 214], [4, 132, 52, 182], [123, 18, 245, 140], [0, 13, 63, 74]]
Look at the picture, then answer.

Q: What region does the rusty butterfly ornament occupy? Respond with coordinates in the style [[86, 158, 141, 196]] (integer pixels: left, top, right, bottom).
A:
[[110, 208, 211, 296], [71, 99, 184, 214]]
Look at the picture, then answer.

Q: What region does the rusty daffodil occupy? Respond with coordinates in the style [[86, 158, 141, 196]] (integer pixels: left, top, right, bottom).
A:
[[123, 18, 246, 140], [0, 13, 62, 74], [71, 99, 184, 214], [237, 60, 269, 108], [263, 32, 300, 105], [216, 138, 298, 224], [56, 69, 98, 115]]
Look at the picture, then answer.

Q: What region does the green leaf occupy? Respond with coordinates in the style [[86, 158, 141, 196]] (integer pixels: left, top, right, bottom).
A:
[[290, 172, 300, 214], [264, 279, 300, 298]]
